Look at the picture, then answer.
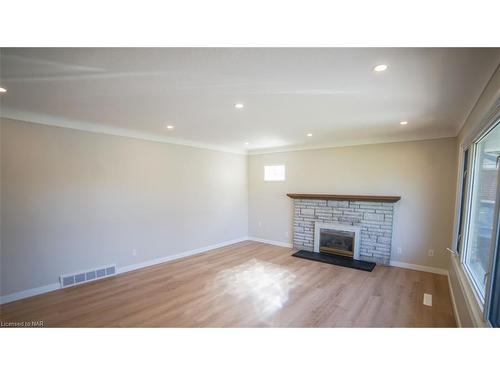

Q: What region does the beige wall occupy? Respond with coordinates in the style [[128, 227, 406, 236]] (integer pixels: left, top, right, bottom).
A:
[[0, 115, 474, 301], [248, 138, 458, 270], [448, 65, 500, 327], [1, 119, 248, 296]]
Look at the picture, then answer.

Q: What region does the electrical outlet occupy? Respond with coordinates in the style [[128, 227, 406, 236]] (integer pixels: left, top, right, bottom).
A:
[[428, 249, 434, 257], [397, 247, 402, 254], [285, 231, 289, 238], [132, 249, 137, 256]]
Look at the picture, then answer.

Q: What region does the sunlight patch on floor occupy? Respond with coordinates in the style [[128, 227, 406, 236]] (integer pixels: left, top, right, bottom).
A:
[[213, 259, 297, 317]]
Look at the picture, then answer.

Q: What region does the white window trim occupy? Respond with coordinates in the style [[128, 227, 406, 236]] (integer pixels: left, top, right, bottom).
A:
[[458, 143, 486, 308], [451, 144, 470, 253], [457, 110, 500, 314]]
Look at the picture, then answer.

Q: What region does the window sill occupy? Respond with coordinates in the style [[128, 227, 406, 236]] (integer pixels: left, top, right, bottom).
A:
[[451, 256, 487, 327], [462, 262, 486, 307]]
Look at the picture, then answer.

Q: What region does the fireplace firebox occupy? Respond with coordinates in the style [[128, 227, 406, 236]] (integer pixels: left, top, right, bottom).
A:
[[313, 222, 361, 260], [319, 229, 355, 258]]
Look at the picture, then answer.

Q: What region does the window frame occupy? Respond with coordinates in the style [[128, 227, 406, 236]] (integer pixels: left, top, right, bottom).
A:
[[486, 208, 500, 326], [264, 164, 286, 182], [454, 147, 471, 255], [457, 115, 500, 315], [485, 168, 500, 324], [459, 143, 486, 306]]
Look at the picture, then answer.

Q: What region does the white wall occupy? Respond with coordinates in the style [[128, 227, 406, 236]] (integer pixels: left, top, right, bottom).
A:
[[248, 138, 458, 270], [0, 119, 248, 297]]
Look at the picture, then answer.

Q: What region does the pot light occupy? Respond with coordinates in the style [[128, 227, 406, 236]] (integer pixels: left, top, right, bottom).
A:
[[234, 103, 244, 109], [373, 64, 388, 72], [400, 121, 408, 125], [307, 133, 313, 137], [0, 87, 6, 93], [166, 125, 175, 130], [244, 142, 250, 145]]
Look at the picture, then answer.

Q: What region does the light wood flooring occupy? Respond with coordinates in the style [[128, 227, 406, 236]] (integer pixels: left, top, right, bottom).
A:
[[0, 241, 456, 327]]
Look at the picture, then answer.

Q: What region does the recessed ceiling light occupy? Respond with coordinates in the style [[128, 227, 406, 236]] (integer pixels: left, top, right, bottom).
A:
[[400, 121, 408, 125], [307, 133, 313, 137], [244, 142, 250, 146], [0, 87, 6, 93], [374, 64, 388, 72], [166, 125, 175, 130], [234, 103, 244, 109]]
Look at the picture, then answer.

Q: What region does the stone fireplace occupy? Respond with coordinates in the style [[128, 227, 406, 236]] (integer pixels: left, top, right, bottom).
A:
[[288, 194, 400, 265]]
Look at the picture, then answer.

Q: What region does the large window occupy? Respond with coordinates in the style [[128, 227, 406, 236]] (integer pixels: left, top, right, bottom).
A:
[[464, 123, 500, 299]]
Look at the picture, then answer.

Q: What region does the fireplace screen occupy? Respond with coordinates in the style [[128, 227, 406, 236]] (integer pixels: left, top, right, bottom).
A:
[[319, 228, 355, 258]]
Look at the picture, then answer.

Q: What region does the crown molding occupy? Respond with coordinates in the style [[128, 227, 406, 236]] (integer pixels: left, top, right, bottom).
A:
[[1, 108, 458, 157], [456, 62, 500, 137], [1, 108, 247, 155], [460, 96, 500, 149], [247, 132, 457, 155]]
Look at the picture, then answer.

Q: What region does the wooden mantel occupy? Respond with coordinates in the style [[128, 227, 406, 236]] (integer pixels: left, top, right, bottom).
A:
[[286, 193, 401, 203]]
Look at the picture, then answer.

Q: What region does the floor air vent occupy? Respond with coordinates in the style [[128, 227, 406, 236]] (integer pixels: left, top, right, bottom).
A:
[[60, 265, 116, 288]]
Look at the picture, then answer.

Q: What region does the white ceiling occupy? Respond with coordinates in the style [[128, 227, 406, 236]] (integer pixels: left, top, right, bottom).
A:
[[1, 48, 499, 154]]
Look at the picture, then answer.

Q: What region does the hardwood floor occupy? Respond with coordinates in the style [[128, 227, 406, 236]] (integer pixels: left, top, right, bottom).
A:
[[0, 241, 456, 327]]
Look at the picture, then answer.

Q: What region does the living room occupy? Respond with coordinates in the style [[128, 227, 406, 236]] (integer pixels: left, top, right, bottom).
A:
[[1, 1, 499, 374]]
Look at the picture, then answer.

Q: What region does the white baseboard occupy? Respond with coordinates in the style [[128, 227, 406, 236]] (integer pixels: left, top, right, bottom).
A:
[[248, 239, 451, 277], [0, 283, 61, 305], [247, 239, 452, 279], [0, 236, 248, 305], [117, 237, 248, 274], [247, 236, 293, 248], [389, 260, 448, 275]]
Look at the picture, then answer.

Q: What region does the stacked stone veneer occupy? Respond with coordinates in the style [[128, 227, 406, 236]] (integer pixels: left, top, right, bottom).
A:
[[293, 199, 395, 264]]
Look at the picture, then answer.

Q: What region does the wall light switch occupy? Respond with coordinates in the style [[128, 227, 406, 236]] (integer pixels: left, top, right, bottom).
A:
[[428, 249, 434, 257]]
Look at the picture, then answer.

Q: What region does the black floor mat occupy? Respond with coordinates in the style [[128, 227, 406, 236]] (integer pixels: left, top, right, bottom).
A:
[[292, 250, 376, 272]]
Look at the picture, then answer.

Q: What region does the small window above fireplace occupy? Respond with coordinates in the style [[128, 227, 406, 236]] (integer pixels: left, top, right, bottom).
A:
[[264, 165, 285, 181]]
